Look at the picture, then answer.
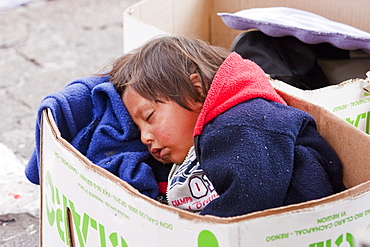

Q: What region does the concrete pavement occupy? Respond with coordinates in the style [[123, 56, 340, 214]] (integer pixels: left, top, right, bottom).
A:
[[0, 0, 139, 245]]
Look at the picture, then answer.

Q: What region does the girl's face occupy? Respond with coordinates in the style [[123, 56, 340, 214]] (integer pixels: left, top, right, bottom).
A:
[[122, 87, 202, 164]]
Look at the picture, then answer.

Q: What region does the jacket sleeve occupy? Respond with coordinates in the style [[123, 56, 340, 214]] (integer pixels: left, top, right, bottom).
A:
[[198, 121, 296, 217]]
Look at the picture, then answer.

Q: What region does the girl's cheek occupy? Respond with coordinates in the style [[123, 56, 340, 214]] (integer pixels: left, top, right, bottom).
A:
[[160, 127, 173, 142]]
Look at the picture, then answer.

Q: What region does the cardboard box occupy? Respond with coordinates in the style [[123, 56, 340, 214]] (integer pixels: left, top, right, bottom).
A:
[[40, 0, 370, 246], [41, 94, 370, 246]]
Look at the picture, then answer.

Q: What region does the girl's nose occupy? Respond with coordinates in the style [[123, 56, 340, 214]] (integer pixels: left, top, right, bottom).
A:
[[141, 129, 153, 146]]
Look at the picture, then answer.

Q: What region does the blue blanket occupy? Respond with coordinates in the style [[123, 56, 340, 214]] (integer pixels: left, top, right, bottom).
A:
[[25, 75, 162, 199]]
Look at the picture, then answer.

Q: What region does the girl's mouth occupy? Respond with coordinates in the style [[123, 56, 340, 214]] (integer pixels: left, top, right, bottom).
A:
[[151, 148, 164, 160]]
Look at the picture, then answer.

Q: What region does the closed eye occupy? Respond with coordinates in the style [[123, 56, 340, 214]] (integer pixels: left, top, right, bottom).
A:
[[146, 112, 154, 122]]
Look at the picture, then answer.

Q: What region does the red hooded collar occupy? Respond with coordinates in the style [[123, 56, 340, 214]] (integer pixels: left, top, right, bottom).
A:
[[194, 52, 286, 136]]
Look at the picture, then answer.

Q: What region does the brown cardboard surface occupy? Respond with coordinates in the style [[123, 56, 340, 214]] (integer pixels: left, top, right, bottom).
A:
[[276, 89, 370, 188], [125, 0, 211, 41]]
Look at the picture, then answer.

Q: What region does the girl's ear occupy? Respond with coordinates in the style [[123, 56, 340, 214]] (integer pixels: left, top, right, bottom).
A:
[[189, 73, 204, 110], [190, 73, 203, 95]]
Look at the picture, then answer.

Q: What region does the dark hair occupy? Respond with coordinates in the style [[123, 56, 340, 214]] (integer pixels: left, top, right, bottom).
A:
[[109, 35, 230, 110]]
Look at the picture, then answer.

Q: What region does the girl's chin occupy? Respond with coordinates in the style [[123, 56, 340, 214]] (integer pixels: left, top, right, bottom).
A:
[[172, 157, 187, 165], [158, 153, 187, 165]]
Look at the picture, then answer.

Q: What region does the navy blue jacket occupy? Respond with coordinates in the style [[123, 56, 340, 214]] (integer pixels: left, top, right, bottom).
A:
[[194, 53, 344, 217]]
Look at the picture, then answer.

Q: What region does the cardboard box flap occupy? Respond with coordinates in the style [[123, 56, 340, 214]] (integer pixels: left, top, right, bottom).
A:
[[271, 74, 370, 110], [123, 0, 212, 53], [272, 74, 370, 133]]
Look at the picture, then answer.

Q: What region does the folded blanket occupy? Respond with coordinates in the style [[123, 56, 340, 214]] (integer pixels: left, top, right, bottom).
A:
[[25, 75, 163, 199]]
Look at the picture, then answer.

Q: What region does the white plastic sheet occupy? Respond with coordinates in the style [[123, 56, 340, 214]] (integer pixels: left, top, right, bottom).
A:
[[0, 0, 40, 11], [0, 142, 39, 217]]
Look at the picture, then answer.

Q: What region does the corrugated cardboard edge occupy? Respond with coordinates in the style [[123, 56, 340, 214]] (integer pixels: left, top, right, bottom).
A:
[[39, 111, 44, 247]]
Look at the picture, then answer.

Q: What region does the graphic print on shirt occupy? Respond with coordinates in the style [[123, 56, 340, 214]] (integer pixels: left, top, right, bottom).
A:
[[167, 147, 219, 212]]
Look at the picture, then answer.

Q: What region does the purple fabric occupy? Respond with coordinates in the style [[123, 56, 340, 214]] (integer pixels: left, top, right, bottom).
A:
[[218, 7, 370, 53]]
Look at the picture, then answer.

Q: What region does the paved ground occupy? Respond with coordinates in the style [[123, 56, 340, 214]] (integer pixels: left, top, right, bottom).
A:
[[0, 0, 139, 245]]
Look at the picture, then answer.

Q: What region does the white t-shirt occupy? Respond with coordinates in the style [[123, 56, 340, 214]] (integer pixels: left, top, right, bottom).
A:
[[167, 146, 219, 213]]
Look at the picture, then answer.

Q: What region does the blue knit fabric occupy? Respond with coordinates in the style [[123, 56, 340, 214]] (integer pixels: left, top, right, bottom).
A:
[[198, 99, 344, 217], [25, 75, 160, 199], [194, 53, 344, 217]]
